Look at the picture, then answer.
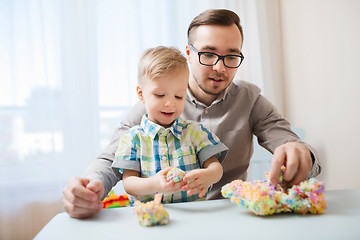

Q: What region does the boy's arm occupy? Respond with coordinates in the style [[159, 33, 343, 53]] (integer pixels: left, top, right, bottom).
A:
[[122, 168, 185, 197], [182, 156, 223, 198]]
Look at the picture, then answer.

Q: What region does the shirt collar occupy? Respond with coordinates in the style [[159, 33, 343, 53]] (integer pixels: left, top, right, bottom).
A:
[[140, 114, 184, 140]]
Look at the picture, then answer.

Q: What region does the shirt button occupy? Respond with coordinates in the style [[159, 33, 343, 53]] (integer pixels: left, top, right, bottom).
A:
[[162, 157, 167, 161], [204, 110, 208, 114]]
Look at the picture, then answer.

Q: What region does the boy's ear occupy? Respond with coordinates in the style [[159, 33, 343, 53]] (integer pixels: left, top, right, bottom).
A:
[[136, 86, 144, 102]]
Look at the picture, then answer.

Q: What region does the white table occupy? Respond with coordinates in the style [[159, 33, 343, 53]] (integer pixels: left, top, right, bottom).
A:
[[35, 189, 360, 240]]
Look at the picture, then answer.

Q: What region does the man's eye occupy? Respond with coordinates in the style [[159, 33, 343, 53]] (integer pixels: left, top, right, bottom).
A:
[[175, 96, 183, 100], [203, 53, 216, 58]]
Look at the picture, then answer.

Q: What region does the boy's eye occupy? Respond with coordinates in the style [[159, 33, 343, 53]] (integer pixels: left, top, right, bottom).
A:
[[175, 96, 183, 100], [155, 94, 164, 98]]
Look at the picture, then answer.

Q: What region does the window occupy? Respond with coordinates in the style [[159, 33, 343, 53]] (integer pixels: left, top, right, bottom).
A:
[[1, 0, 259, 212]]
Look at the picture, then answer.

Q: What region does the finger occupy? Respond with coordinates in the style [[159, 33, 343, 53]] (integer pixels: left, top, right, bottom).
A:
[[198, 188, 207, 198], [86, 180, 105, 200], [185, 180, 201, 194], [63, 185, 102, 209], [283, 149, 299, 182], [269, 148, 286, 185], [181, 178, 199, 191], [182, 169, 200, 183], [164, 180, 179, 191], [162, 166, 173, 175], [187, 184, 202, 196], [67, 177, 99, 202], [62, 197, 102, 219], [288, 151, 312, 186], [173, 180, 186, 189]]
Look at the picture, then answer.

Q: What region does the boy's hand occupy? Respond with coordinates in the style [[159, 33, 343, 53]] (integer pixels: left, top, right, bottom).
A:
[[181, 157, 223, 198], [151, 167, 185, 194], [181, 169, 213, 198]]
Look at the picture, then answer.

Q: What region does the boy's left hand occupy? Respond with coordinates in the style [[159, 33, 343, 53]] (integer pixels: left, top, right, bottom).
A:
[[181, 169, 212, 198]]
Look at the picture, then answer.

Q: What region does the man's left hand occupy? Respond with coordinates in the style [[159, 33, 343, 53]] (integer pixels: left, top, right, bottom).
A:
[[269, 142, 312, 187]]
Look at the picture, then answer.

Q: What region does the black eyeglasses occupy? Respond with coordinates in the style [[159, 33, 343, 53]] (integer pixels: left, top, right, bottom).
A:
[[189, 44, 244, 68]]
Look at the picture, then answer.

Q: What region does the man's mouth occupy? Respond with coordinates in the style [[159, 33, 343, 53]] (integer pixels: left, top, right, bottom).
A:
[[209, 77, 223, 82]]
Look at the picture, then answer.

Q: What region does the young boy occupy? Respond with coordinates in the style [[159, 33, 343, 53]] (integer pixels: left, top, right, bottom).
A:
[[111, 46, 228, 203]]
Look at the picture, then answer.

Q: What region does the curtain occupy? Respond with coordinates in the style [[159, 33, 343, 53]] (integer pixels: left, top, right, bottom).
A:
[[0, 0, 276, 215]]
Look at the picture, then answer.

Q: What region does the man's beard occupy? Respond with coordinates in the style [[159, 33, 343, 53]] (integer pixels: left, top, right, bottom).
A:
[[194, 75, 226, 96]]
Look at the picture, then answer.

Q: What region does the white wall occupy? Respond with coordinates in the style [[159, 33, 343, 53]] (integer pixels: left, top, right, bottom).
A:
[[280, 0, 360, 189]]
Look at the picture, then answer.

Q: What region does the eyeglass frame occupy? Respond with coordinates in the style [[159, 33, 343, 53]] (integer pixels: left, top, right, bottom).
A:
[[189, 44, 244, 68]]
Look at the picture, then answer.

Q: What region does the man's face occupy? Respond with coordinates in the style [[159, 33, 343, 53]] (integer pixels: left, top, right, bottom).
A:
[[186, 24, 243, 96]]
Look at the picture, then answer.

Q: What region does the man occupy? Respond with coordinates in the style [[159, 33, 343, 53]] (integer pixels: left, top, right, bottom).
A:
[[62, 9, 321, 219]]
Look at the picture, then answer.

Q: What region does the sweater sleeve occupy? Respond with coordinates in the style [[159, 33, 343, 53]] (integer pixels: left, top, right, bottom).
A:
[[83, 101, 146, 199]]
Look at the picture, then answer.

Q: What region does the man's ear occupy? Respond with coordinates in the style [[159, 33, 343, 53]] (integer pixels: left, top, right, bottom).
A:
[[185, 45, 191, 62], [136, 86, 144, 102]]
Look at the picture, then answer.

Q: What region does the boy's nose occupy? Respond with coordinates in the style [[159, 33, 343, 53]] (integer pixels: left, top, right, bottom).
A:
[[165, 99, 175, 107]]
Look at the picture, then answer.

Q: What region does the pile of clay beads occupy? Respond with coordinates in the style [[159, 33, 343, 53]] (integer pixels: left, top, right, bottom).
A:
[[221, 173, 327, 216], [166, 167, 185, 183], [133, 194, 169, 227]]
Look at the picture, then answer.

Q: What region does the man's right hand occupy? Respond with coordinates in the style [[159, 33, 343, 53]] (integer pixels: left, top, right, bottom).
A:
[[62, 177, 105, 219]]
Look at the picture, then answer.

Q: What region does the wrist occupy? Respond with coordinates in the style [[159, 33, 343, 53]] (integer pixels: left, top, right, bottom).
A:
[[148, 175, 159, 194], [206, 163, 223, 184]]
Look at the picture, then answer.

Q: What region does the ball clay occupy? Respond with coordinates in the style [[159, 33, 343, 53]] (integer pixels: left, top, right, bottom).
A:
[[221, 171, 327, 216]]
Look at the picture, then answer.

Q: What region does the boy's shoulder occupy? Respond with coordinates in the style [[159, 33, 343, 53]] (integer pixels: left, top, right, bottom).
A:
[[179, 118, 207, 132]]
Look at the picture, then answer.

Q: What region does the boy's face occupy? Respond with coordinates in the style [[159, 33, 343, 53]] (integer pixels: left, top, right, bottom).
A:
[[137, 68, 189, 128], [186, 24, 243, 96]]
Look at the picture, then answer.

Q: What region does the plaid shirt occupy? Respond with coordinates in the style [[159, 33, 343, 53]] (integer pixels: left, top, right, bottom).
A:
[[112, 114, 228, 203]]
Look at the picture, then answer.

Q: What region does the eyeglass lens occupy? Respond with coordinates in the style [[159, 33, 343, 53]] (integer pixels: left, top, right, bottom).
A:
[[199, 53, 241, 68]]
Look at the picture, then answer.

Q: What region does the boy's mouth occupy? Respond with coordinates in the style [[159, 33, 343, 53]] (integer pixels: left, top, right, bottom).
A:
[[161, 111, 174, 117]]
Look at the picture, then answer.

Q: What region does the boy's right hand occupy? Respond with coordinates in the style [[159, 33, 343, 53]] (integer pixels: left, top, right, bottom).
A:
[[152, 167, 185, 194], [62, 177, 104, 219]]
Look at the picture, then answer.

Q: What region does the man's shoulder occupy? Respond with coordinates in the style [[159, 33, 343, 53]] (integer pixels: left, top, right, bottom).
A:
[[122, 101, 146, 126], [231, 80, 262, 95]]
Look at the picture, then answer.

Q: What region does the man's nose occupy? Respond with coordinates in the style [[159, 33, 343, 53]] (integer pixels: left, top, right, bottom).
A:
[[212, 58, 226, 72]]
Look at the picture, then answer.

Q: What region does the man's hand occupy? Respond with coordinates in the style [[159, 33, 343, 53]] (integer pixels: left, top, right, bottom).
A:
[[269, 142, 313, 187], [62, 177, 105, 219]]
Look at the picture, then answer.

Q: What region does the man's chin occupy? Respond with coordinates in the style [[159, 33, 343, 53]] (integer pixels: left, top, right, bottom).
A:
[[201, 86, 226, 96]]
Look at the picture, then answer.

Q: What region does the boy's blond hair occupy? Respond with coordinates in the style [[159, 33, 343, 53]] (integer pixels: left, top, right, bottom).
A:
[[138, 46, 188, 84]]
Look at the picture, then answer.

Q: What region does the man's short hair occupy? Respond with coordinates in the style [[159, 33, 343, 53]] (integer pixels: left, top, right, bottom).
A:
[[187, 9, 244, 44], [138, 46, 188, 84]]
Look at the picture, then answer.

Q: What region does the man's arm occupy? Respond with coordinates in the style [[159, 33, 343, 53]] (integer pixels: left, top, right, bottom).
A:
[[84, 101, 147, 198], [250, 95, 321, 184], [62, 101, 146, 218]]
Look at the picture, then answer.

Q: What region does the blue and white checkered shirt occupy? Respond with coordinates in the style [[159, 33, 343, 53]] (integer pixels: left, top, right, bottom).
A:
[[112, 114, 228, 203]]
